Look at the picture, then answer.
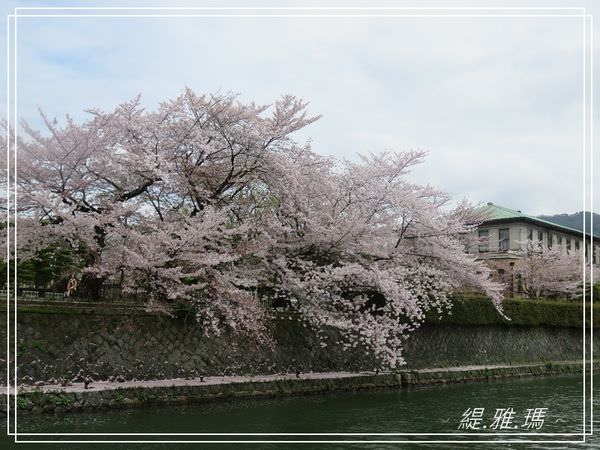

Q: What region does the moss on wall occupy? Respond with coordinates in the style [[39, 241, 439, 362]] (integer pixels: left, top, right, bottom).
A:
[[428, 295, 599, 328], [0, 297, 597, 384]]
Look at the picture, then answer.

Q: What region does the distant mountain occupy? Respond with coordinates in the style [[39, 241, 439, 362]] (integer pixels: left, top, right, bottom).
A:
[[538, 211, 600, 236]]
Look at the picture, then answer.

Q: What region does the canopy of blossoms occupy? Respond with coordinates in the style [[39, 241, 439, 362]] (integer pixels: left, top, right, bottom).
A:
[[3, 89, 504, 368]]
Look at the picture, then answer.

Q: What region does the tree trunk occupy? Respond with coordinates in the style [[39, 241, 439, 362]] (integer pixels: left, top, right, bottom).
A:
[[78, 273, 106, 300]]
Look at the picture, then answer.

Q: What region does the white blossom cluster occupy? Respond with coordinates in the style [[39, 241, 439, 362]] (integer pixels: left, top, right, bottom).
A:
[[3, 89, 504, 368]]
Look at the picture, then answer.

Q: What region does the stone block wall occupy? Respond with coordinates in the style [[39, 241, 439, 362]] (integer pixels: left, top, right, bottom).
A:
[[0, 303, 595, 384]]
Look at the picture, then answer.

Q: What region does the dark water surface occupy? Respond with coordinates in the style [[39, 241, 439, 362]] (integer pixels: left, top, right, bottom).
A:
[[2, 374, 597, 449]]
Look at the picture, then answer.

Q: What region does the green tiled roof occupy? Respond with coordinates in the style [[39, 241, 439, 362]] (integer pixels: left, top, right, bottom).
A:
[[480, 203, 597, 238]]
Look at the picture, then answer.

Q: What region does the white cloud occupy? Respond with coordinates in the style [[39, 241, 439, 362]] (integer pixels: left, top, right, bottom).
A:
[[3, 2, 596, 216]]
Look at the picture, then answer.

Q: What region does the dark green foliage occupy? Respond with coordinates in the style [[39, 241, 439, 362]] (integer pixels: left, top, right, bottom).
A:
[[50, 393, 75, 407], [592, 283, 600, 303], [1, 242, 82, 290], [427, 294, 600, 328]]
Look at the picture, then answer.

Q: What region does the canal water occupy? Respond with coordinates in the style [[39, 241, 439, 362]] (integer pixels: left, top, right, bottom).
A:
[[2, 374, 596, 449]]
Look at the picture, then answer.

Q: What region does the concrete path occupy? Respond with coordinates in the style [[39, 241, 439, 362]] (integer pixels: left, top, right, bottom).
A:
[[4, 360, 584, 395]]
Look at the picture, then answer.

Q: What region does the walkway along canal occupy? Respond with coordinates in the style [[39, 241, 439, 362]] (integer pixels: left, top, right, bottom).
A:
[[4, 360, 593, 415]]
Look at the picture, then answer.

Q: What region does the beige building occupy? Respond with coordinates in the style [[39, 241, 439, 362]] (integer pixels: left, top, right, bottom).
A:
[[469, 203, 600, 262], [468, 203, 600, 294]]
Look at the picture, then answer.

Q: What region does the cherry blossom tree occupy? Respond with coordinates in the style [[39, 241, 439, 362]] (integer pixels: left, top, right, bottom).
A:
[[515, 240, 582, 299], [3, 89, 504, 367]]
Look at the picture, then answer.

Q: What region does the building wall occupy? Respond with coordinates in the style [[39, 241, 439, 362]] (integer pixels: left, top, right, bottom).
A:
[[470, 222, 526, 253], [470, 221, 598, 261]]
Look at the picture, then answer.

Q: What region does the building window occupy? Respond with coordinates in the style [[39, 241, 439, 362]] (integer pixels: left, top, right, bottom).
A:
[[575, 240, 580, 251], [499, 228, 510, 252], [527, 228, 533, 241], [537, 231, 543, 243], [557, 236, 562, 246], [586, 243, 590, 261], [566, 239, 571, 253], [478, 229, 489, 252], [547, 233, 553, 248]]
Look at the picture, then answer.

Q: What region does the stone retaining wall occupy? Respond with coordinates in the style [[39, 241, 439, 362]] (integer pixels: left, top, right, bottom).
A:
[[1, 302, 597, 384]]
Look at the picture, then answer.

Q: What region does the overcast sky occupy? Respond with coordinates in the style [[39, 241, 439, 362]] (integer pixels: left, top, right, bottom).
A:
[[3, 1, 599, 215]]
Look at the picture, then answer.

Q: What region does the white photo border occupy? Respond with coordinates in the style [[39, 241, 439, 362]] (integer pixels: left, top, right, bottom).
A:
[[5, 5, 594, 445]]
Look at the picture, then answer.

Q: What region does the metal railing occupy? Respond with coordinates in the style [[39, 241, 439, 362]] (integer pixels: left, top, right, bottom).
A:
[[1, 285, 145, 303], [1, 285, 304, 308]]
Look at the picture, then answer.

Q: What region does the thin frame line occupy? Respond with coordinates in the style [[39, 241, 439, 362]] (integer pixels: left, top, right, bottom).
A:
[[12, 10, 17, 441], [7, 7, 592, 444], [12, 7, 589, 11], [17, 432, 586, 436], [13, 439, 588, 444], [4, 12, 10, 438], [6, 14, 589, 18], [582, 10, 587, 438], [590, 13, 595, 435]]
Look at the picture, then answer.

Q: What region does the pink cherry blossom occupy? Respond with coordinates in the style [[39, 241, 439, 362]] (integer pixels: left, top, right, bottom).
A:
[[3, 89, 504, 368]]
